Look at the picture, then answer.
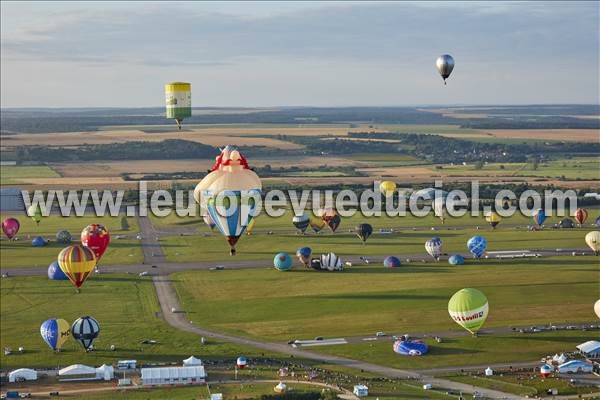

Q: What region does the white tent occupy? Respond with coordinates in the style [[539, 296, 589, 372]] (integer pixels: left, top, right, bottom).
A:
[[183, 355, 202, 366], [96, 364, 114, 381], [59, 364, 96, 377], [274, 382, 287, 393], [9, 368, 37, 383], [552, 353, 568, 364], [485, 367, 493, 376], [141, 365, 206, 386]]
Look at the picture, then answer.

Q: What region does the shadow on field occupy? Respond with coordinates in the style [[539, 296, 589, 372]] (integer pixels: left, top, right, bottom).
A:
[[317, 293, 446, 301], [501, 335, 588, 344], [428, 346, 479, 356], [345, 266, 452, 274]]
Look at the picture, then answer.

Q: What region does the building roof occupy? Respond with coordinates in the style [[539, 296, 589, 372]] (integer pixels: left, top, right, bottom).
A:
[[183, 355, 202, 366], [141, 365, 206, 380], [558, 360, 593, 368], [577, 340, 600, 354], [59, 364, 96, 376], [9, 368, 37, 378]]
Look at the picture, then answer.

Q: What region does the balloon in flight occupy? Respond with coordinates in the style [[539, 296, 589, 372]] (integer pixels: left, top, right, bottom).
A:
[[58, 245, 97, 289], [467, 235, 487, 259], [485, 211, 502, 229], [292, 214, 310, 234], [355, 223, 373, 244], [594, 299, 600, 320], [585, 231, 600, 255], [319, 207, 341, 232], [574, 208, 588, 226], [533, 209, 547, 226], [40, 318, 70, 351], [28, 204, 45, 226], [425, 237, 443, 260], [81, 224, 110, 260], [2, 218, 20, 240], [194, 146, 262, 255], [436, 54, 455, 85], [380, 181, 397, 198], [165, 82, 191, 130], [71, 316, 100, 351], [448, 288, 489, 334]]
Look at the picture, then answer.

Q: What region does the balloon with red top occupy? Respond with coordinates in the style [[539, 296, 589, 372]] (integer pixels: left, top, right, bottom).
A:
[[81, 224, 110, 260]]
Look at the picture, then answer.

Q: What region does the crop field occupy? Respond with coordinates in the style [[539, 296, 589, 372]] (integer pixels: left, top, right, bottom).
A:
[[0, 214, 142, 268], [0, 165, 60, 185], [481, 129, 600, 143]]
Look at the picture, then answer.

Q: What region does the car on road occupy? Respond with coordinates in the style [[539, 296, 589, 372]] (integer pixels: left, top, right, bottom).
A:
[[139, 271, 148, 277], [151, 265, 158, 268], [209, 266, 225, 271], [375, 332, 386, 337], [287, 340, 296, 345], [314, 336, 324, 341]]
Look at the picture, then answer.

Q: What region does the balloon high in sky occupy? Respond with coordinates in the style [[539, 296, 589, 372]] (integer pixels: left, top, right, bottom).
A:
[[436, 54, 454, 85], [165, 82, 191, 130]]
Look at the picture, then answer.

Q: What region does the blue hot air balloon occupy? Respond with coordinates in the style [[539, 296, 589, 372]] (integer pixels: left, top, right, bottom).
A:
[[425, 237, 443, 260], [393, 340, 429, 356], [40, 318, 70, 351], [448, 254, 465, 265], [383, 256, 401, 268], [274, 252, 293, 271], [533, 209, 547, 226], [48, 261, 69, 280], [296, 247, 312, 266], [32, 236, 47, 247], [467, 236, 487, 259]]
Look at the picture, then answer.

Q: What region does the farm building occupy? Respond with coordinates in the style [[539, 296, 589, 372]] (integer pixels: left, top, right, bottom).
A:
[[557, 360, 594, 374], [8, 368, 37, 383], [353, 384, 369, 397], [141, 365, 206, 386], [576, 341, 600, 359]]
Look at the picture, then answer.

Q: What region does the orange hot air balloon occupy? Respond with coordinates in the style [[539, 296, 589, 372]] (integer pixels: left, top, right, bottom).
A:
[[58, 245, 96, 289]]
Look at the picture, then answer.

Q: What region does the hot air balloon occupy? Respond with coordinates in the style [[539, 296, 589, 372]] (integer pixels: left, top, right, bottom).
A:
[[574, 208, 588, 226], [165, 82, 191, 130], [81, 224, 110, 260], [485, 212, 502, 229], [585, 231, 600, 255], [319, 207, 340, 232], [28, 204, 45, 226], [383, 256, 401, 268], [71, 316, 100, 352], [236, 356, 247, 369], [559, 218, 574, 229], [203, 213, 216, 231], [320, 252, 344, 271], [274, 382, 287, 394], [540, 364, 553, 378], [448, 254, 465, 265], [309, 217, 326, 233], [292, 214, 310, 234], [58, 245, 97, 289], [393, 340, 429, 356], [436, 54, 455, 85], [194, 146, 262, 255], [32, 236, 47, 247], [594, 299, 600, 320], [296, 247, 312, 267], [380, 181, 397, 198], [533, 209, 547, 227], [56, 230, 72, 244], [274, 252, 293, 271], [2, 218, 20, 240], [355, 223, 373, 244], [425, 237, 443, 260], [467, 235, 487, 259], [448, 288, 489, 334], [48, 261, 69, 280], [40, 319, 70, 351]]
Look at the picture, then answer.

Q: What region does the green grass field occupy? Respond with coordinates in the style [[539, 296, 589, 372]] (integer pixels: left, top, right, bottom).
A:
[[0, 215, 142, 268], [0, 165, 60, 185]]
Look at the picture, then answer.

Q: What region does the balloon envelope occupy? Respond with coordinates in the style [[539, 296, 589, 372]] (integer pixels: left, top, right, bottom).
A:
[[202, 213, 216, 230], [533, 209, 547, 226], [380, 181, 397, 197], [383, 256, 401, 268], [436, 54, 455, 83], [355, 223, 373, 243], [48, 261, 69, 280], [58, 245, 97, 289], [393, 340, 429, 356], [165, 82, 191, 129], [448, 288, 489, 334], [32, 236, 47, 247], [236, 356, 247, 368], [448, 255, 465, 265], [467, 236, 487, 258], [485, 212, 502, 228], [71, 316, 100, 351], [274, 252, 293, 271], [575, 208, 588, 225], [309, 217, 326, 233], [81, 224, 110, 260], [319, 208, 341, 232], [296, 247, 312, 265], [40, 318, 70, 351], [594, 299, 600, 320], [56, 230, 72, 244], [28, 204, 45, 225], [2, 218, 20, 239], [585, 231, 600, 254], [292, 214, 310, 233], [425, 237, 443, 260]]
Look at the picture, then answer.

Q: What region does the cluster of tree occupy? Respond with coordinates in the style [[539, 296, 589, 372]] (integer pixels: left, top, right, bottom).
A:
[[460, 116, 599, 130]]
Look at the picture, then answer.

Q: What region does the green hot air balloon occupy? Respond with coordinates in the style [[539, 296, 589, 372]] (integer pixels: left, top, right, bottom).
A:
[[448, 288, 489, 335]]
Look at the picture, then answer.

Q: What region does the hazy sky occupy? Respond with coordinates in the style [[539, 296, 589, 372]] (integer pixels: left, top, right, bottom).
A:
[[1, 1, 598, 107]]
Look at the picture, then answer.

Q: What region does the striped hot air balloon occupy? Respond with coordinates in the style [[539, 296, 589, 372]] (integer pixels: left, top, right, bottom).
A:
[[574, 208, 588, 226], [425, 237, 443, 260], [58, 245, 96, 289], [71, 316, 100, 351], [165, 82, 191, 129], [292, 214, 310, 234]]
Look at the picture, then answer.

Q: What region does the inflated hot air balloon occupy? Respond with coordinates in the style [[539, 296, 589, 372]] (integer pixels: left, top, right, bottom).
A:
[[56, 230, 72, 244], [448, 288, 489, 334], [165, 82, 191, 130], [296, 247, 312, 267], [309, 217, 326, 233], [574, 208, 588, 226], [48, 261, 69, 280], [540, 364, 553, 378], [319, 207, 341, 232], [203, 213, 216, 231], [393, 340, 429, 356], [274, 382, 287, 394], [467, 235, 487, 259], [485, 212, 502, 229], [383, 256, 401, 268], [292, 214, 310, 234], [81, 224, 110, 260], [28, 204, 45, 226], [436, 54, 455, 85], [40, 319, 70, 351], [448, 254, 465, 265], [274, 252, 293, 271], [194, 146, 262, 255], [585, 231, 600, 255], [533, 209, 547, 226], [594, 299, 600, 319], [380, 181, 397, 198], [71, 316, 100, 351], [2, 218, 20, 240], [236, 356, 247, 369], [32, 236, 47, 247], [425, 237, 443, 260], [355, 223, 373, 244], [58, 245, 97, 289]]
